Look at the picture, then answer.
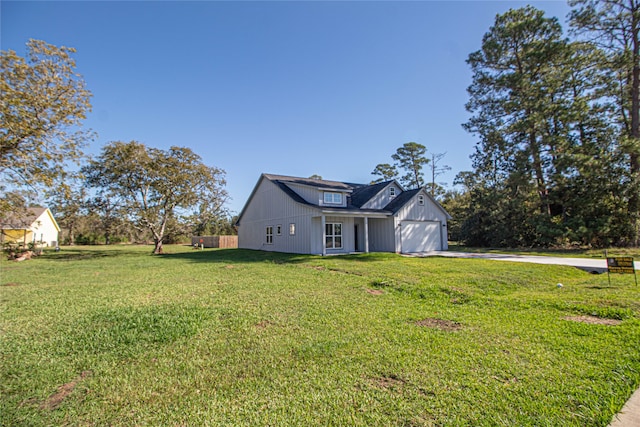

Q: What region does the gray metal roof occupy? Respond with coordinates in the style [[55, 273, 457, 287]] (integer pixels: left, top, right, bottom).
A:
[[265, 174, 403, 213], [262, 174, 354, 191]]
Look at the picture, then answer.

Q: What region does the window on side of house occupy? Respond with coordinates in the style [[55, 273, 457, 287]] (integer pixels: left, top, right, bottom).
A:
[[418, 195, 425, 205], [276, 225, 282, 235], [289, 223, 296, 235], [389, 187, 396, 198], [325, 222, 343, 249], [266, 226, 273, 244], [323, 192, 342, 205]]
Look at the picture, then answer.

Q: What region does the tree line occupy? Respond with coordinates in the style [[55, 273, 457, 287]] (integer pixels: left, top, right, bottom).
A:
[[3, 0, 639, 251], [443, 1, 640, 248], [1, 40, 232, 254]]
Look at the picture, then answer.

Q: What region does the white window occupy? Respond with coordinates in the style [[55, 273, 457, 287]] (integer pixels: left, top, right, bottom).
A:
[[323, 192, 342, 205], [266, 226, 273, 244], [276, 225, 282, 235], [325, 223, 343, 249], [389, 187, 396, 198], [418, 195, 425, 205], [289, 223, 296, 235]]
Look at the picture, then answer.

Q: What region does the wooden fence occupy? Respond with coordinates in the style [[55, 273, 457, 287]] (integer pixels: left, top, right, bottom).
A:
[[191, 235, 238, 248]]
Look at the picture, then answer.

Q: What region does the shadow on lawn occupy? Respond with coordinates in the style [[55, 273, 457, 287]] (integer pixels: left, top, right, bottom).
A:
[[162, 248, 394, 264], [45, 247, 144, 261], [162, 248, 311, 265]]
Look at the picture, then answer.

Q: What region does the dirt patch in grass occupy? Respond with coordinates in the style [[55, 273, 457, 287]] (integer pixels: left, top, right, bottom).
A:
[[366, 289, 384, 295], [415, 318, 462, 331], [41, 371, 91, 410], [370, 375, 405, 390], [255, 320, 274, 328], [564, 315, 622, 326], [2, 282, 19, 286]]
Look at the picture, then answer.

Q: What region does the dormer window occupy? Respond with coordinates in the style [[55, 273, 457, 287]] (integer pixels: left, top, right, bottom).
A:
[[389, 187, 396, 198], [324, 192, 342, 205], [418, 195, 425, 205]]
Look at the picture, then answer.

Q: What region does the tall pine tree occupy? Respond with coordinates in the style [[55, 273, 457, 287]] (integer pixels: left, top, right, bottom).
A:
[[462, 5, 629, 247], [570, 0, 640, 246]]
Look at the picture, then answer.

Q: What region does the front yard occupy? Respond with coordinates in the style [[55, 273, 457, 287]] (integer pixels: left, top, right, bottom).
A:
[[1, 245, 639, 426]]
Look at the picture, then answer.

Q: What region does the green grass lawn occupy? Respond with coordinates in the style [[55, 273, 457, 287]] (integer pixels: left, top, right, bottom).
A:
[[1, 245, 639, 426]]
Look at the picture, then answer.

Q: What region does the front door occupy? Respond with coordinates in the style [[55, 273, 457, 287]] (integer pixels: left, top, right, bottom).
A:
[[354, 224, 359, 252]]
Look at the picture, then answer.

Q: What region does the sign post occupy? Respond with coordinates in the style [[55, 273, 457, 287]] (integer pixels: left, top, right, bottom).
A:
[[606, 256, 637, 286]]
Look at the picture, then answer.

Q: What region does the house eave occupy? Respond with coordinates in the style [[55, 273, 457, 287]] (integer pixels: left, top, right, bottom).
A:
[[318, 208, 391, 218]]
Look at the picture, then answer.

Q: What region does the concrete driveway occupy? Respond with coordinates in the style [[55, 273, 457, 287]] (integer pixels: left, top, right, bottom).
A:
[[411, 251, 638, 274]]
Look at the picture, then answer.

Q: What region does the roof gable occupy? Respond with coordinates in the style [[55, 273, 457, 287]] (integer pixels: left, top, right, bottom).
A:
[[41, 208, 61, 232]]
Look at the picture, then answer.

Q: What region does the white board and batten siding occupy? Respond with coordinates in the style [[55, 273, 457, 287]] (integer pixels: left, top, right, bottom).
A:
[[32, 211, 60, 247], [395, 191, 449, 253], [238, 178, 316, 254], [367, 217, 396, 252]]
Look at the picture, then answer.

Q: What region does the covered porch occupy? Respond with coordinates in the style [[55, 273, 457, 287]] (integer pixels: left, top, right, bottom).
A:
[[311, 210, 392, 256]]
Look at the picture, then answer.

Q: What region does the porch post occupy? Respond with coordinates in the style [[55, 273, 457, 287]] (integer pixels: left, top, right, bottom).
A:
[[321, 215, 326, 256], [364, 217, 369, 253]]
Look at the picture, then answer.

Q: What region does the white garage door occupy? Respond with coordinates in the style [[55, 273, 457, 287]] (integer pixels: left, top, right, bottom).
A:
[[401, 221, 441, 253]]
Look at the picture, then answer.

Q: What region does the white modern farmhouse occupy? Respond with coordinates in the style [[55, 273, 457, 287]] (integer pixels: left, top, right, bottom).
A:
[[236, 173, 451, 255]]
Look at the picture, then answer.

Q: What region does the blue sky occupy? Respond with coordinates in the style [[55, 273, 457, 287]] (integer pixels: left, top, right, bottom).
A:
[[2, 1, 571, 214]]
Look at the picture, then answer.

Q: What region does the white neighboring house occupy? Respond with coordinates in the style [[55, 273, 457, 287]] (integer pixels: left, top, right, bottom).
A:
[[236, 173, 451, 255], [0, 207, 61, 247]]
